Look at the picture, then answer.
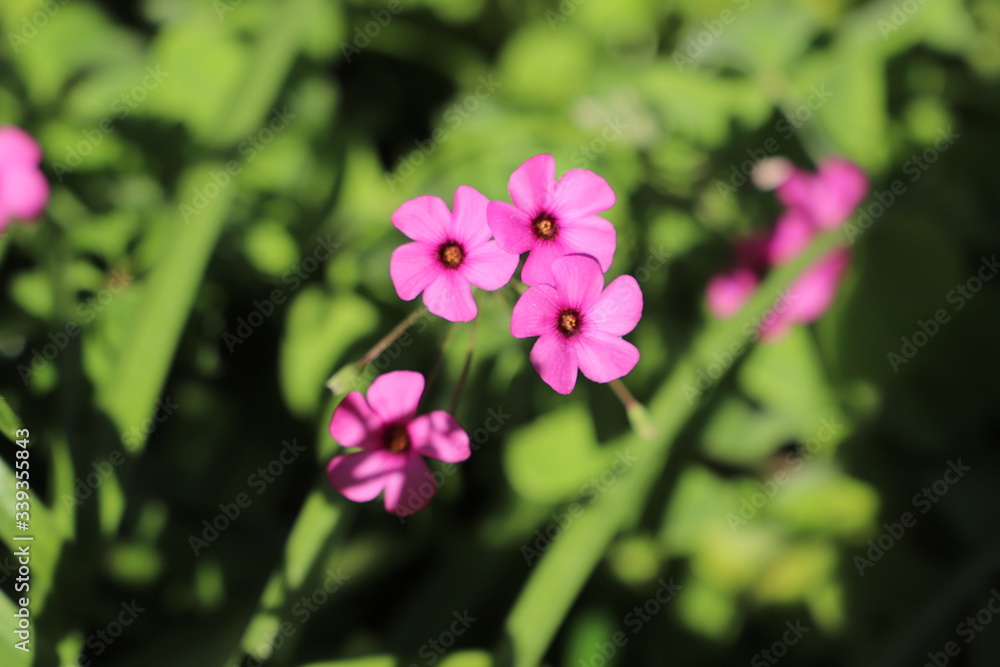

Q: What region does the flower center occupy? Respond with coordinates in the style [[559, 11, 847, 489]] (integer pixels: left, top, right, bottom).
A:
[[532, 213, 558, 240], [438, 241, 465, 268], [557, 308, 582, 337], [383, 424, 411, 453]]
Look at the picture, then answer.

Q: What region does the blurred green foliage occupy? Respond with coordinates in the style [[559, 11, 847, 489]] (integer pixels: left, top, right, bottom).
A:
[[2, 0, 1000, 666]]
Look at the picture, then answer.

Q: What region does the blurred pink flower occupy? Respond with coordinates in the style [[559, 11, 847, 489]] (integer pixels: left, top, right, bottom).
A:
[[327, 371, 470, 516], [707, 158, 868, 340], [775, 157, 868, 230], [487, 154, 617, 286], [0, 126, 49, 233], [390, 185, 518, 322], [511, 254, 641, 394]]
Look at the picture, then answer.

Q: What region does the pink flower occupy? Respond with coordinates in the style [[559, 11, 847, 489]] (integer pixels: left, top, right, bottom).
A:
[[707, 158, 867, 340], [327, 371, 471, 516], [511, 254, 641, 394], [390, 186, 518, 322], [775, 157, 868, 230], [0, 126, 49, 233], [487, 154, 617, 286]]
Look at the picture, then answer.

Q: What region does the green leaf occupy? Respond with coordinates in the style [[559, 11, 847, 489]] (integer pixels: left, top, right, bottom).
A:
[[279, 288, 378, 417], [0, 396, 23, 439]]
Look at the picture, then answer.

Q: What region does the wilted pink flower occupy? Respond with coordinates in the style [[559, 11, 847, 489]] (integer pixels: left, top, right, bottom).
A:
[[707, 158, 867, 340], [390, 186, 518, 322], [327, 371, 470, 516], [487, 154, 617, 286], [0, 126, 49, 233], [511, 254, 641, 394]]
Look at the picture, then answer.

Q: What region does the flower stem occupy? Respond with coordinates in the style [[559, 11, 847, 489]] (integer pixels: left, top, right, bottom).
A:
[[448, 319, 477, 415], [326, 304, 427, 394], [610, 379, 657, 440], [361, 304, 427, 366]]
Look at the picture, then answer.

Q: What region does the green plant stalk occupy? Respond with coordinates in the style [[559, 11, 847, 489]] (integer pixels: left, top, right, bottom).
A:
[[100, 0, 313, 447], [504, 228, 847, 666]]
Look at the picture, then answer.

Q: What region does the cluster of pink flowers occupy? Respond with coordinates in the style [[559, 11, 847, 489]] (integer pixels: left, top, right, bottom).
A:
[[0, 126, 49, 234], [706, 158, 868, 340], [389, 154, 643, 394], [327, 155, 642, 515]]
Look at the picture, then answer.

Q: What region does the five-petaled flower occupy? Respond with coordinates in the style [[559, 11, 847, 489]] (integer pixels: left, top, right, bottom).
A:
[[487, 154, 617, 286], [511, 254, 642, 394], [390, 185, 518, 322], [0, 126, 49, 233], [707, 157, 867, 340], [327, 371, 471, 516]]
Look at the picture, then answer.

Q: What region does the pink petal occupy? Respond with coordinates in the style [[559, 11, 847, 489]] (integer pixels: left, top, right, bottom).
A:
[[0, 126, 42, 165], [0, 166, 48, 221], [390, 241, 442, 301], [327, 450, 405, 503], [587, 275, 642, 336], [550, 169, 616, 219], [366, 370, 424, 424], [574, 332, 640, 384], [450, 185, 491, 247], [458, 240, 518, 291], [520, 239, 571, 286], [784, 249, 850, 322], [329, 392, 381, 449], [383, 453, 436, 516], [530, 333, 580, 395], [707, 269, 758, 318], [550, 254, 605, 309], [409, 411, 471, 462], [487, 200, 537, 255], [768, 210, 815, 265], [557, 215, 616, 272], [511, 284, 560, 338], [777, 159, 868, 229], [508, 153, 555, 213], [391, 195, 451, 244], [424, 271, 477, 322]]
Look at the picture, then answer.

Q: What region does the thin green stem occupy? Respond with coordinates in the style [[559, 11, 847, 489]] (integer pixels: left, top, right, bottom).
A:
[[503, 227, 847, 667]]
